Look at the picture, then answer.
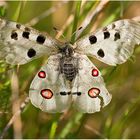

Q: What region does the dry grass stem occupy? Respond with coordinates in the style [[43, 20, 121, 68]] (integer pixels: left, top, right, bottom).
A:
[[27, 1, 68, 26]]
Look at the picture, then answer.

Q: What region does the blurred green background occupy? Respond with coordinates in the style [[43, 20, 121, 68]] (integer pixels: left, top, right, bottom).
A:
[[0, 1, 140, 139]]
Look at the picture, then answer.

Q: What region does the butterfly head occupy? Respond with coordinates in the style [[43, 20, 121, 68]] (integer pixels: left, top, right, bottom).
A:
[[60, 43, 74, 57]]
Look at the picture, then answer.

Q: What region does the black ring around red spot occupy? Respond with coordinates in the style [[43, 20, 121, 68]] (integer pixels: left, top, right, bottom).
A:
[[40, 89, 53, 99], [38, 71, 46, 78], [88, 87, 100, 98]]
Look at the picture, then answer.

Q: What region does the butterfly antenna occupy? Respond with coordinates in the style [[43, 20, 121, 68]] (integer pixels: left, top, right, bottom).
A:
[[70, 26, 83, 40], [53, 26, 82, 43], [53, 27, 66, 40]]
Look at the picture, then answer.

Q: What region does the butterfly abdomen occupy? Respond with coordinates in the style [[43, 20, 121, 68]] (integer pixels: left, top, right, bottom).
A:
[[63, 63, 76, 81], [60, 57, 77, 81]]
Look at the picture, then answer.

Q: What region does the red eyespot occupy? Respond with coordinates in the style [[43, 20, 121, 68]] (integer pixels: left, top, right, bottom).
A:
[[92, 68, 99, 77], [40, 89, 53, 99], [38, 71, 46, 78], [88, 87, 100, 98]]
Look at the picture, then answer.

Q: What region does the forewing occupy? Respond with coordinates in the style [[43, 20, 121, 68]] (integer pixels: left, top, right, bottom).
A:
[[29, 54, 72, 113], [72, 54, 111, 113], [74, 19, 140, 66], [0, 18, 62, 65]]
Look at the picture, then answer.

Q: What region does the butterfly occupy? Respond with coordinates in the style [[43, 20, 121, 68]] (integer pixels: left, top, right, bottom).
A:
[[0, 17, 139, 113]]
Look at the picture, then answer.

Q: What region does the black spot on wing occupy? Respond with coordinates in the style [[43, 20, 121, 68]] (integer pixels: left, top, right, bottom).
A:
[[112, 23, 116, 29], [60, 92, 67, 95], [72, 92, 82, 96], [89, 35, 97, 44], [76, 92, 81, 96], [27, 48, 36, 58], [25, 27, 31, 31], [114, 32, 120, 41], [16, 24, 21, 29], [104, 31, 110, 39], [78, 26, 82, 30], [103, 26, 108, 31], [22, 31, 30, 39], [60, 92, 71, 95], [36, 35, 46, 44], [59, 92, 81, 96], [97, 49, 105, 58], [11, 31, 18, 40]]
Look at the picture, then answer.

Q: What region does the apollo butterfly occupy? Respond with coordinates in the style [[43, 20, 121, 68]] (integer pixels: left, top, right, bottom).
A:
[[0, 17, 140, 113]]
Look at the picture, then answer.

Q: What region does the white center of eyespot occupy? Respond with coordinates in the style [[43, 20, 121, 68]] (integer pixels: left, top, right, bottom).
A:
[[40, 89, 53, 99]]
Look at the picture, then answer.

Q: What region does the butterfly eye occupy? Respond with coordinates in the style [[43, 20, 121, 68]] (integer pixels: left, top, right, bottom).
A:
[[40, 89, 53, 99], [88, 88, 100, 98], [92, 68, 99, 77], [38, 71, 46, 78]]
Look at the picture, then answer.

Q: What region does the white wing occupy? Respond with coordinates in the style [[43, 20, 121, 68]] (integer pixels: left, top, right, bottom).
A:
[[0, 18, 63, 65], [74, 19, 140, 66], [72, 54, 111, 113], [29, 54, 72, 113]]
